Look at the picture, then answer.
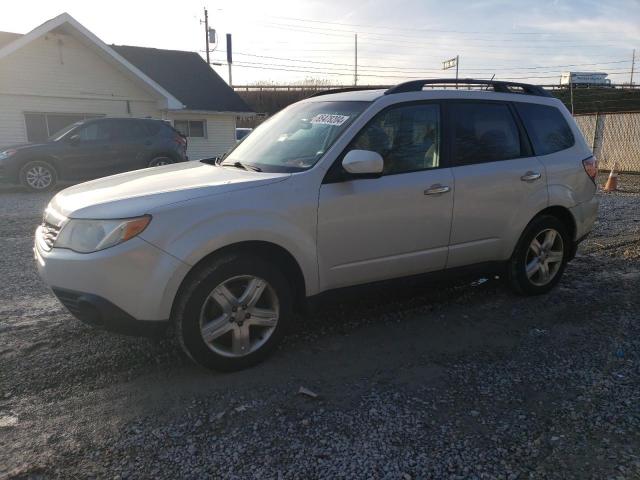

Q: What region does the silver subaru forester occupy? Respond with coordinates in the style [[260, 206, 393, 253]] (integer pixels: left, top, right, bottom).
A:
[[35, 79, 599, 371]]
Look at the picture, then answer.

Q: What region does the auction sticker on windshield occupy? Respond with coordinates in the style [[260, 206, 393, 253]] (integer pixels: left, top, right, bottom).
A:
[[310, 114, 350, 126]]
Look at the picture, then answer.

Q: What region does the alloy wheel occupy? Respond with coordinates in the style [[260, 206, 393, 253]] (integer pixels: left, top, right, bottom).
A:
[[525, 228, 564, 287], [199, 275, 279, 357], [25, 165, 53, 190]]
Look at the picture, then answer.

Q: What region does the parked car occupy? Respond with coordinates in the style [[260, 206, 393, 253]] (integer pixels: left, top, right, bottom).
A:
[[236, 127, 253, 142], [35, 79, 599, 371], [0, 117, 187, 191]]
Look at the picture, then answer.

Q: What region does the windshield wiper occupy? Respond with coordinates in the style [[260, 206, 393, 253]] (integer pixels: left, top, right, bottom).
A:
[[220, 160, 262, 172]]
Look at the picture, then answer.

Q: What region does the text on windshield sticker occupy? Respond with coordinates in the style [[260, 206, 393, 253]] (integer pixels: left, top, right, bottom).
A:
[[310, 114, 350, 126]]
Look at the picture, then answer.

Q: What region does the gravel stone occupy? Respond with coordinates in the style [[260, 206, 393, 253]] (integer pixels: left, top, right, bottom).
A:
[[1, 175, 640, 479]]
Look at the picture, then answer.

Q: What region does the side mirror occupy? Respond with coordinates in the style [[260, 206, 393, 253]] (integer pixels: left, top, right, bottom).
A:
[[68, 134, 81, 146], [342, 149, 383, 177]]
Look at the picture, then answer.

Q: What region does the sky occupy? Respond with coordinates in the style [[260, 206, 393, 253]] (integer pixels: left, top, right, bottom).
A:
[[0, 0, 638, 86]]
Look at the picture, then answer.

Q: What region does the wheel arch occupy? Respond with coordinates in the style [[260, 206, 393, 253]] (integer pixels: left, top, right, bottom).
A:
[[535, 205, 577, 241], [171, 240, 307, 318], [20, 155, 60, 173], [509, 205, 578, 261]]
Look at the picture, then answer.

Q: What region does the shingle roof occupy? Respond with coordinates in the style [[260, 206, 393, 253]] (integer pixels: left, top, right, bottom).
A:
[[112, 45, 252, 113]]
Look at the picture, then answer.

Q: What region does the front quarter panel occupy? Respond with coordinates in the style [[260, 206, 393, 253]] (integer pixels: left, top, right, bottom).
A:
[[140, 176, 321, 296]]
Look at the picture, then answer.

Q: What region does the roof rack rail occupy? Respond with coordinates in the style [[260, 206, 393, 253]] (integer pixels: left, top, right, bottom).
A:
[[385, 78, 552, 97], [309, 87, 383, 98]]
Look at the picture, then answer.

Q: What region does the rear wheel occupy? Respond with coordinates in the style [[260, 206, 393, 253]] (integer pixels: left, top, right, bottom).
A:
[[19, 160, 57, 191], [174, 254, 293, 371], [507, 215, 569, 295], [148, 156, 174, 167]]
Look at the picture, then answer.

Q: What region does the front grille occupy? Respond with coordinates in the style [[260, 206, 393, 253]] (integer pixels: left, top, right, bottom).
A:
[[41, 222, 61, 250]]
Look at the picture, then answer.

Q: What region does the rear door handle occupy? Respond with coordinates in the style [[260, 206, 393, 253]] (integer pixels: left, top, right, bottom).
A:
[[424, 184, 450, 195], [521, 171, 541, 182]]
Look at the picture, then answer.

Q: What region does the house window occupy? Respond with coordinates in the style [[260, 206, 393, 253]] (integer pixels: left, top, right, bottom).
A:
[[24, 112, 103, 142], [174, 120, 206, 138]]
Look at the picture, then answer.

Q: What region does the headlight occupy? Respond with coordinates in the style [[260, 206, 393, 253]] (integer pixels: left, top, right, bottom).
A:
[[0, 149, 17, 160], [54, 215, 151, 253]]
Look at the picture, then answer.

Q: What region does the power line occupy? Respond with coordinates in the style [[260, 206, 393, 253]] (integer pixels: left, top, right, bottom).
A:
[[220, 55, 631, 76], [259, 13, 624, 38], [257, 22, 627, 50], [259, 21, 628, 49], [230, 60, 635, 81], [216, 51, 630, 73]]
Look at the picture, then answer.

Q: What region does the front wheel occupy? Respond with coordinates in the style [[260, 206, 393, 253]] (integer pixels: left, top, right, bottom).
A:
[[507, 215, 570, 295], [19, 160, 57, 191], [174, 254, 293, 371]]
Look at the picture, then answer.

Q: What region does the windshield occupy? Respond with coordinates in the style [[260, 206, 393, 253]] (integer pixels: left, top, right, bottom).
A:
[[224, 101, 370, 172], [48, 122, 83, 142]]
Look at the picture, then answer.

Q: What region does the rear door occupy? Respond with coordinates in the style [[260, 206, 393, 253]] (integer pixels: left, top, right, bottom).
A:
[[110, 120, 154, 173], [445, 101, 548, 268]]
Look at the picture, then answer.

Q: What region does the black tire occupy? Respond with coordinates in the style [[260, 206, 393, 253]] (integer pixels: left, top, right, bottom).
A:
[[148, 156, 174, 167], [19, 160, 57, 192], [174, 253, 293, 371], [507, 215, 570, 295]]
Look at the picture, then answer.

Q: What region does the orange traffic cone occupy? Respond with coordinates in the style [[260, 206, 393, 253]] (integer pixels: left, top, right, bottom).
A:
[[603, 163, 618, 192]]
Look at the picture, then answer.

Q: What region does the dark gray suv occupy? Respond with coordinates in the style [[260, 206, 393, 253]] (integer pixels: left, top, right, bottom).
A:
[[0, 117, 188, 191]]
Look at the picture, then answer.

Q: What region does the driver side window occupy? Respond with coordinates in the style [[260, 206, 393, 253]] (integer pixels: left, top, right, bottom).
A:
[[350, 103, 440, 175], [78, 122, 112, 142]]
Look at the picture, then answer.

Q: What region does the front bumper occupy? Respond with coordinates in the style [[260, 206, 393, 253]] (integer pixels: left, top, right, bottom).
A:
[[0, 158, 20, 183], [52, 287, 169, 336], [34, 229, 191, 324]]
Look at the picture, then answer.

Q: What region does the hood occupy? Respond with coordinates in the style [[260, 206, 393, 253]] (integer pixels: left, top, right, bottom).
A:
[[0, 142, 45, 151], [49, 161, 290, 219]]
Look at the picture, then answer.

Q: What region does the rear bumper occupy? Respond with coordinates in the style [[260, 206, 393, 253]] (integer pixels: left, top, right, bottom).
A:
[[570, 195, 599, 241], [52, 287, 169, 336], [567, 195, 599, 260]]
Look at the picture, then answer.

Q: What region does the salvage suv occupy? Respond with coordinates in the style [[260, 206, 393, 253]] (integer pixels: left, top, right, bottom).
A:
[[35, 79, 599, 371]]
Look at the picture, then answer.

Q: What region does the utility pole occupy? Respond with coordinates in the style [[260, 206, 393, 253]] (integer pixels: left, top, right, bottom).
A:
[[354, 33, 358, 86], [226, 33, 233, 87], [203, 7, 210, 66], [455, 55, 459, 89], [570, 80, 574, 115], [631, 49, 636, 86]]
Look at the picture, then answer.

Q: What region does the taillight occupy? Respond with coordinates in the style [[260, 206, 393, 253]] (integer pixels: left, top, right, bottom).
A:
[[582, 156, 598, 183], [175, 134, 187, 147]]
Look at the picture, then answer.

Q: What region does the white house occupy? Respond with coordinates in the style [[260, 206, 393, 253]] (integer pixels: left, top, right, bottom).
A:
[[0, 13, 253, 159]]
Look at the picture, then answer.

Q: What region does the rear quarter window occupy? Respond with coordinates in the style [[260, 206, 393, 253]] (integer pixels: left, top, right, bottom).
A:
[[515, 103, 575, 155]]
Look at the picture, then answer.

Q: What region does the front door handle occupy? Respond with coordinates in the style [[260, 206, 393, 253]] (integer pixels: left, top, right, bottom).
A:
[[521, 171, 541, 182], [424, 184, 450, 195]]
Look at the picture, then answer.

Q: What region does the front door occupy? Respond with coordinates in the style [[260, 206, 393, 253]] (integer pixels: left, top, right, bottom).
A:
[[317, 102, 454, 291], [59, 120, 117, 180], [445, 101, 548, 268]]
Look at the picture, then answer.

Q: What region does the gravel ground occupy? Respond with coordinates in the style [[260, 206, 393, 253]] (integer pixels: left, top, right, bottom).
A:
[[1, 174, 639, 479]]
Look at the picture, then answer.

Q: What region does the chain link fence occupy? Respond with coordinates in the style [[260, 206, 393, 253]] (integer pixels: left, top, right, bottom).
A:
[[574, 112, 640, 172]]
